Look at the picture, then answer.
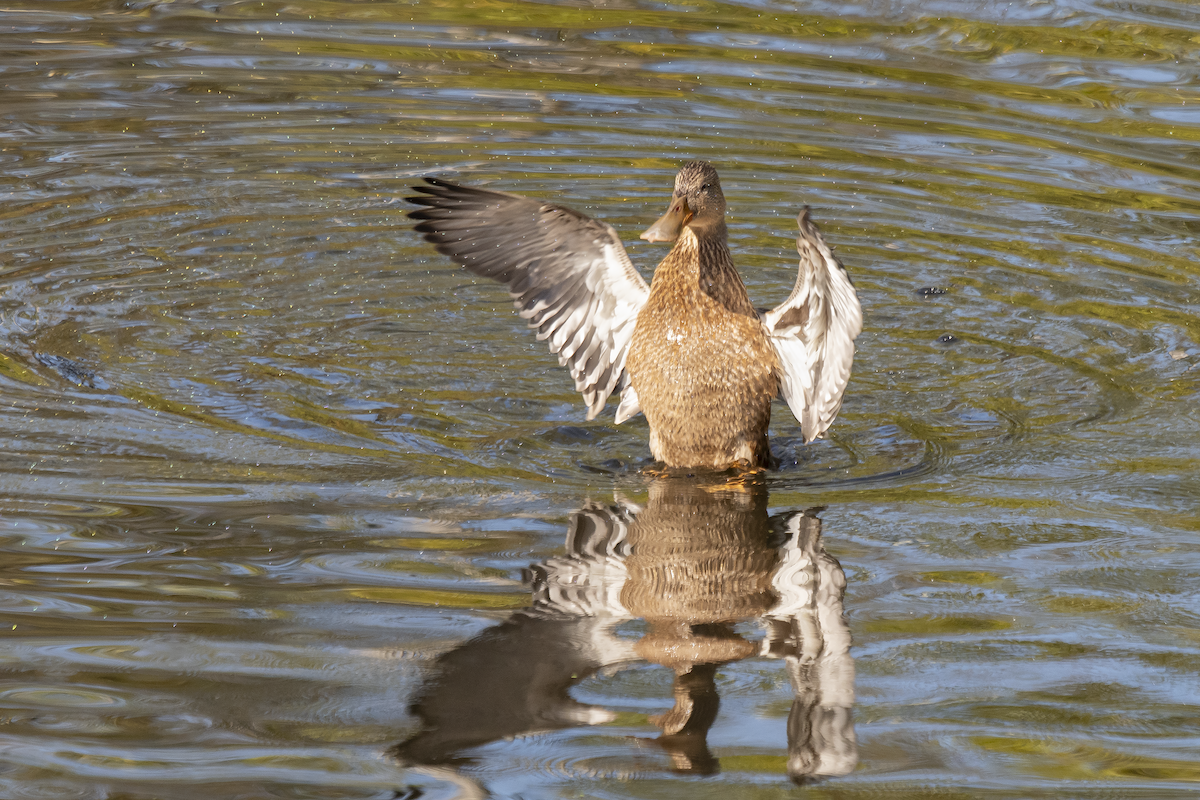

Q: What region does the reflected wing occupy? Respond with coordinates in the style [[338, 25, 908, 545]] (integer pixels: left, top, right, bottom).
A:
[[408, 178, 649, 420], [762, 209, 863, 442]]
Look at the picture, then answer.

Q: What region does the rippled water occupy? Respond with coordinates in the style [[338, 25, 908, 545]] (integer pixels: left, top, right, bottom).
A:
[[2, 0, 1199, 797]]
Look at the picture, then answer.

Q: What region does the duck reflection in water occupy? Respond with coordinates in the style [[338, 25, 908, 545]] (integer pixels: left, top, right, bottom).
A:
[[392, 477, 855, 787]]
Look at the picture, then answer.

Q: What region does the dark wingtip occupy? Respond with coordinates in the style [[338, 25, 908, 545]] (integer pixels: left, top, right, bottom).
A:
[[404, 201, 438, 222], [404, 177, 470, 217], [420, 176, 461, 190], [796, 205, 825, 240], [404, 178, 436, 212]]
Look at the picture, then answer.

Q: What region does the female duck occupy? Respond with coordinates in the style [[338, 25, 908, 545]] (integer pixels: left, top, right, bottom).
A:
[[407, 161, 862, 469]]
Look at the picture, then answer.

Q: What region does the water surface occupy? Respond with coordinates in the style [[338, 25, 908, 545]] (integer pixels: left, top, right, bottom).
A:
[[2, 0, 1199, 797]]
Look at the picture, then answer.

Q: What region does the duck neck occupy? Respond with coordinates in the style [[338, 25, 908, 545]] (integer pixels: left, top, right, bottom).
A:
[[661, 223, 754, 318], [659, 224, 726, 277]]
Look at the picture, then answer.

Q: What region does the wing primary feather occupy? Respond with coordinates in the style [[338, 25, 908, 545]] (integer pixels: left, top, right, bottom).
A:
[[765, 207, 863, 443], [406, 177, 650, 418]]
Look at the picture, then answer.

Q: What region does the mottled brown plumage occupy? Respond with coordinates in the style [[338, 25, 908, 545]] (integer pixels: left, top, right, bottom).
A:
[[627, 168, 780, 467], [407, 160, 862, 470]]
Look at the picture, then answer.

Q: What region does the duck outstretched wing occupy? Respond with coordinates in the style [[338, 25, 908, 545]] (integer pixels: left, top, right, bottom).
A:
[[762, 209, 863, 442], [408, 178, 650, 420]]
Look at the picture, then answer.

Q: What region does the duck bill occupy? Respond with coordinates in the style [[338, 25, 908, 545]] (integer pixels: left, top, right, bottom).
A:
[[640, 196, 693, 242]]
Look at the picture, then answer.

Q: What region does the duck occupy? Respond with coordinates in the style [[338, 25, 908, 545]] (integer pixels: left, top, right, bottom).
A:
[[407, 161, 862, 470]]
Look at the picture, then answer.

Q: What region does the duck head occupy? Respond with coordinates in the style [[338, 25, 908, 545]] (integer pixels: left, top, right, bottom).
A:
[[640, 161, 727, 243]]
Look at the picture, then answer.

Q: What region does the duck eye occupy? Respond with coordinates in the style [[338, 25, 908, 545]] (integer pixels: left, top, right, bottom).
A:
[[700, 183, 710, 191]]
